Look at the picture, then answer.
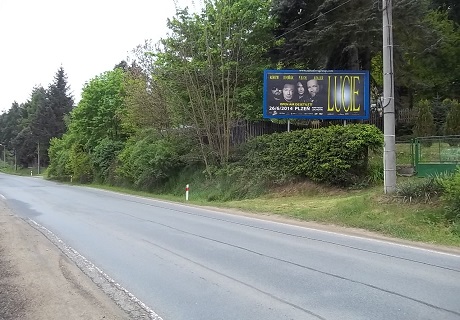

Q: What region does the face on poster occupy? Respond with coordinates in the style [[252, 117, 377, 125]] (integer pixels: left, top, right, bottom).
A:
[[263, 70, 370, 120]]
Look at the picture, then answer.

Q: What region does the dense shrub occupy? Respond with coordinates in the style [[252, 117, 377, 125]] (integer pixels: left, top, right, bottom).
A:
[[92, 138, 124, 183], [441, 167, 460, 221], [68, 144, 94, 183], [117, 130, 186, 190], [240, 124, 383, 186], [47, 136, 72, 180]]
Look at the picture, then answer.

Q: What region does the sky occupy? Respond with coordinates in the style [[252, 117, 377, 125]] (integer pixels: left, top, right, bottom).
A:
[[0, 0, 200, 113]]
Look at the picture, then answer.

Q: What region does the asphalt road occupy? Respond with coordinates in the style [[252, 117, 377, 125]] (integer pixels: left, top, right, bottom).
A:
[[1, 173, 459, 320]]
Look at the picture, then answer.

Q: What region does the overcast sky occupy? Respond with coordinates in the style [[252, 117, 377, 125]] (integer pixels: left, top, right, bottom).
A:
[[0, 0, 199, 113]]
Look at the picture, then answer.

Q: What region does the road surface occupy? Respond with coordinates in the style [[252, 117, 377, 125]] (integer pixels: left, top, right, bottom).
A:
[[0, 173, 459, 320]]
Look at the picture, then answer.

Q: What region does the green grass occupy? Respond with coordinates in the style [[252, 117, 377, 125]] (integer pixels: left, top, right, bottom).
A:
[[395, 142, 413, 165], [0, 165, 43, 176], [205, 187, 460, 247]]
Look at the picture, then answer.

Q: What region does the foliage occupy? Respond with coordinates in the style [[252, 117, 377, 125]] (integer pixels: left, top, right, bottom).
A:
[[68, 143, 94, 183], [46, 66, 74, 138], [413, 99, 435, 138], [240, 124, 383, 186], [441, 167, 460, 221], [400, 9, 460, 100], [69, 68, 128, 152], [0, 67, 74, 169], [47, 136, 73, 180], [92, 138, 124, 183], [155, 0, 275, 170], [443, 99, 460, 137], [116, 130, 187, 190], [123, 41, 175, 134]]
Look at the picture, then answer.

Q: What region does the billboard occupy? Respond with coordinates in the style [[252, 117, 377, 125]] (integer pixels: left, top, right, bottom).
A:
[[263, 70, 370, 120]]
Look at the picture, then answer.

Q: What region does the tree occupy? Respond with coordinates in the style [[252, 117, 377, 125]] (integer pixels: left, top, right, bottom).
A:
[[121, 41, 174, 134], [413, 99, 436, 138], [49, 68, 129, 181], [69, 68, 128, 152], [431, 0, 460, 25], [401, 10, 460, 100], [270, 0, 388, 70], [156, 0, 274, 170], [444, 99, 460, 136], [30, 101, 56, 166], [47, 66, 74, 138]]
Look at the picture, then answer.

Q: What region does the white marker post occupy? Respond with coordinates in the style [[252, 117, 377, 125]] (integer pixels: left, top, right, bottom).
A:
[[185, 184, 190, 201]]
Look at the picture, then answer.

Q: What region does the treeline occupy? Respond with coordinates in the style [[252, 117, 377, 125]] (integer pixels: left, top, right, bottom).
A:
[[0, 67, 73, 168], [0, 0, 459, 190]]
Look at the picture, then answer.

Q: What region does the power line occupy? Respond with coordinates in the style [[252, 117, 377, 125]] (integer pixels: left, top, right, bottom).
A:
[[263, 0, 355, 47]]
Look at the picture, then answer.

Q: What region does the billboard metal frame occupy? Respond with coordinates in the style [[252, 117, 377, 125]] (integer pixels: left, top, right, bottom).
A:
[[263, 69, 370, 120]]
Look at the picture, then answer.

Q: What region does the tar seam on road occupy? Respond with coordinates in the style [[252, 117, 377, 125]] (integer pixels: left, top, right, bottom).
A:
[[26, 218, 163, 320]]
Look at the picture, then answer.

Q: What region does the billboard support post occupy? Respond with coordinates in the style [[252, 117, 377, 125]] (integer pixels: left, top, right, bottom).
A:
[[383, 0, 396, 194]]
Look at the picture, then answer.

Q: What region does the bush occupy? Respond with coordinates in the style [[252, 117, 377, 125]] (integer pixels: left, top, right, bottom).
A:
[[117, 130, 186, 191], [240, 124, 383, 187], [92, 138, 124, 183], [441, 167, 460, 221], [47, 136, 73, 180], [69, 144, 94, 183]]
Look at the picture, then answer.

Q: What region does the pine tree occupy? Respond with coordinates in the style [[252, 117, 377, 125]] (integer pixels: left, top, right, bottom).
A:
[[47, 66, 74, 138]]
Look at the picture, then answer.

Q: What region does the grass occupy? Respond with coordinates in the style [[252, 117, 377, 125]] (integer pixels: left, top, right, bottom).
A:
[[0, 166, 43, 176], [206, 186, 460, 247]]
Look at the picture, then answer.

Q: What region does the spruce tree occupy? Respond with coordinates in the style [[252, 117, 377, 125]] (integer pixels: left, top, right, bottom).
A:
[[47, 66, 74, 138]]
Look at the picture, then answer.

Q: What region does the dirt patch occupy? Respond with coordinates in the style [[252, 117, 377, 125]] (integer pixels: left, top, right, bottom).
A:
[[0, 201, 131, 320]]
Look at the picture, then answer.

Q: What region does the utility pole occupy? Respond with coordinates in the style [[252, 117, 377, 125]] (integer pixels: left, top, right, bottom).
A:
[[37, 141, 40, 175], [383, 0, 396, 194], [0, 143, 5, 168]]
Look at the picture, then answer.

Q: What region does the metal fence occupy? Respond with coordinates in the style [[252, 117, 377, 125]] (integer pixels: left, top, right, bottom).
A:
[[412, 135, 460, 177]]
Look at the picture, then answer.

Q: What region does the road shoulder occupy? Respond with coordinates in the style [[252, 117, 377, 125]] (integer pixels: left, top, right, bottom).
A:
[[0, 201, 131, 320]]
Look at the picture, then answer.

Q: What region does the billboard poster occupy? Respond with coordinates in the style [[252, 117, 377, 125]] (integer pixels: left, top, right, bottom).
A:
[[263, 70, 370, 120]]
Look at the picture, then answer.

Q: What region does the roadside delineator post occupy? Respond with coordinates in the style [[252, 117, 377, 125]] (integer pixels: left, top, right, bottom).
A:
[[185, 184, 189, 201], [30, 170, 32, 176]]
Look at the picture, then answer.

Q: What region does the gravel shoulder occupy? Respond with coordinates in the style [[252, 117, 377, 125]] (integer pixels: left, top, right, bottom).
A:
[[0, 201, 131, 320]]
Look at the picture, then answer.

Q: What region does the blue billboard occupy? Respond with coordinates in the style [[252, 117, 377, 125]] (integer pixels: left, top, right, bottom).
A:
[[263, 70, 370, 120]]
